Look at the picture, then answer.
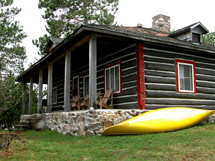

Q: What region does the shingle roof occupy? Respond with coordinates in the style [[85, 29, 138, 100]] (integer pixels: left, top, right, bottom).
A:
[[16, 23, 215, 82], [84, 24, 215, 52]]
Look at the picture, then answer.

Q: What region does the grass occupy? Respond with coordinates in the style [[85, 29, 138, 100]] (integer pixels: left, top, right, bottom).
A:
[[1, 124, 215, 161]]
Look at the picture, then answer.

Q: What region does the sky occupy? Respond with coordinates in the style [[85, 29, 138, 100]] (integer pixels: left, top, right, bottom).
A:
[[13, 0, 215, 69]]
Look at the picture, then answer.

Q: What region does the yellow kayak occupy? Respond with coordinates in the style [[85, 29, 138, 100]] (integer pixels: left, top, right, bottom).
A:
[[102, 107, 215, 135]]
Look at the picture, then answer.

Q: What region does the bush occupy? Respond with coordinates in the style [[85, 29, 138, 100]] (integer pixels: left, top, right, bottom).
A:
[[0, 74, 38, 129]]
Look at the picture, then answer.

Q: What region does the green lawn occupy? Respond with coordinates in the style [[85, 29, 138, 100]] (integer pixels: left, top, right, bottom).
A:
[[1, 124, 215, 161]]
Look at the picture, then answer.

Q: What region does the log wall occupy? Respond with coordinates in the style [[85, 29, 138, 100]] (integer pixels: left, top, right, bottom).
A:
[[144, 46, 215, 109], [52, 44, 138, 110]]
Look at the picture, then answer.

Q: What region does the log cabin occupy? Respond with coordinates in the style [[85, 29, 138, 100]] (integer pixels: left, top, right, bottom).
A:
[[16, 14, 215, 115]]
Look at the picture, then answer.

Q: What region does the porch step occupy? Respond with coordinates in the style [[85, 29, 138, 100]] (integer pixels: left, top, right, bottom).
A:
[[14, 122, 32, 130]]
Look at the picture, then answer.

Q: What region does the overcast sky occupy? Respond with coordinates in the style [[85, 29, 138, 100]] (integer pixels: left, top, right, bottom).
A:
[[13, 0, 215, 69]]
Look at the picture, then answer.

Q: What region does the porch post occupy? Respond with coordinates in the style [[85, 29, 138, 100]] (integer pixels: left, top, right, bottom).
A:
[[38, 69, 43, 113], [29, 76, 33, 114], [22, 82, 26, 115], [89, 35, 97, 108], [64, 51, 71, 112], [47, 63, 53, 112]]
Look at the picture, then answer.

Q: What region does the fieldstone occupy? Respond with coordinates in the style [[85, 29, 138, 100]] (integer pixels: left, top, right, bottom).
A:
[[77, 128, 85, 136], [96, 128, 104, 135], [88, 123, 103, 131], [64, 124, 71, 134], [71, 116, 77, 123], [86, 130, 95, 136], [103, 121, 114, 127], [87, 114, 98, 118]]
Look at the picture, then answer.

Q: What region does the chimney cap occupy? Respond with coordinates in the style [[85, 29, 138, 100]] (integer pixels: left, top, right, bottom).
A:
[[137, 23, 143, 28], [152, 14, 170, 21]]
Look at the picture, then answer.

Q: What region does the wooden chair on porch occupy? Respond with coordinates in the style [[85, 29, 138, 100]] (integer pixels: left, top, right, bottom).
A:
[[70, 95, 80, 110], [80, 91, 101, 109], [80, 95, 89, 110], [97, 89, 113, 109]]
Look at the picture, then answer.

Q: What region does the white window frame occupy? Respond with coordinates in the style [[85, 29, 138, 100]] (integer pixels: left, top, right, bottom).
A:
[[72, 75, 79, 96], [177, 62, 195, 93], [105, 63, 121, 94]]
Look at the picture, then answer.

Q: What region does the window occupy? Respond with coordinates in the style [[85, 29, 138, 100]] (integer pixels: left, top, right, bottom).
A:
[[73, 76, 79, 96], [83, 75, 89, 96], [175, 59, 196, 93], [105, 62, 121, 94], [192, 33, 201, 43], [52, 87, 57, 104]]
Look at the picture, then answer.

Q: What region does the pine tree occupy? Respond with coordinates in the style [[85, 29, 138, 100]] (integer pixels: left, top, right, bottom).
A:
[[0, 0, 27, 77], [33, 0, 119, 56], [0, 0, 27, 129]]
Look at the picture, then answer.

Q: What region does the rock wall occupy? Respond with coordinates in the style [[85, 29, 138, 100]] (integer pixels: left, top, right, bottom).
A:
[[45, 109, 145, 136], [20, 109, 215, 136]]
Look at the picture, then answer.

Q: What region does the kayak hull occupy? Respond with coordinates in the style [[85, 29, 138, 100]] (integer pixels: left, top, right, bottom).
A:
[[102, 107, 215, 135]]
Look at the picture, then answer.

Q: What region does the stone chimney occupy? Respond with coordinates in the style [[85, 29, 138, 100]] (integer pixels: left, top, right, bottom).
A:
[[152, 14, 170, 32]]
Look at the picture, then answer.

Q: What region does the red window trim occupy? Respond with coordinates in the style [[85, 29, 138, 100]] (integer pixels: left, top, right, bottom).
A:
[[104, 61, 122, 95], [83, 75, 89, 97], [175, 59, 196, 93], [72, 75, 80, 96]]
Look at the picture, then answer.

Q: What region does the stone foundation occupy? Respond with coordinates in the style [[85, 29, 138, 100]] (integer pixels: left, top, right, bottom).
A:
[[45, 109, 145, 136], [20, 109, 215, 136]]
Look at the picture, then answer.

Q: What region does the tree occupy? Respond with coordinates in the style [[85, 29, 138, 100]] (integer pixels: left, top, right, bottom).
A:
[[33, 0, 119, 56], [203, 32, 215, 46], [0, 0, 27, 77], [0, 0, 27, 129]]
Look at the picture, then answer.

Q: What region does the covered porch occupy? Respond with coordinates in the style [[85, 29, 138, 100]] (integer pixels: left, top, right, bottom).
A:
[[17, 29, 137, 115]]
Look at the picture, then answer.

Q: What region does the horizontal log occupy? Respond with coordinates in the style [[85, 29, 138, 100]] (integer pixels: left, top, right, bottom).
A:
[[196, 74, 215, 82], [122, 73, 137, 82], [145, 70, 175, 78], [146, 98, 215, 105], [145, 76, 175, 84], [97, 83, 104, 89], [145, 90, 215, 100], [145, 63, 175, 72], [98, 46, 136, 66], [144, 48, 215, 64], [196, 81, 215, 88], [145, 84, 176, 91], [122, 87, 137, 95], [121, 59, 137, 69], [122, 67, 137, 76], [195, 62, 215, 70], [197, 87, 215, 94], [144, 56, 174, 64], [113, 96, 137, 104], [122, 81, 137, 88], [114, 103, 138, 109], [196, 68, 215, 76]]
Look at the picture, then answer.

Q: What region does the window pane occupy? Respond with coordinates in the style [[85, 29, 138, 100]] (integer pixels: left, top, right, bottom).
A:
[[179, 64, 193, 91], [115, 66, 120, 92]]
